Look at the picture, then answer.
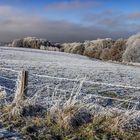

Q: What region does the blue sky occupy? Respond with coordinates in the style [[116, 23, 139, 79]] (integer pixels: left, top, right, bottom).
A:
[[0, 0, 140, 42]]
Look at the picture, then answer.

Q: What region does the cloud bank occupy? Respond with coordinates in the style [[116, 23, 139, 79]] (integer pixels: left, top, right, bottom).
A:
[[0, 1, 140, 42]]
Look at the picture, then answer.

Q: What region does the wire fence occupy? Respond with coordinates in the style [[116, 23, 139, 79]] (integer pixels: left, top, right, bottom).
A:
[[0, 67, 19, 73], [31, 73, 140, 90], [0, 67, 140, 110]]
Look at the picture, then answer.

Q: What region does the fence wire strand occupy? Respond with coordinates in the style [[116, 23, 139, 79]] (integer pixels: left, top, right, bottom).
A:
[[0, 67, 140, 109], [31, 73, 140, 90], [0, 67, 19, 73], [0, 85, 15, 92], [0, 75, 17, 82]]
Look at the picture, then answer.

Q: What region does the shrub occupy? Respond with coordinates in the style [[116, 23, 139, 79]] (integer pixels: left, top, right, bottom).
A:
[[109, 39, 126, 61], [100, 48, 111, 60], [62, 42, 85, 55], [46, 47, 60, 51], [12, 37, 55, 49], [83, 38, 114, 59], [12, 39, 23, 47], [100, 39, 126, 61], [123, 33, 140, 63]]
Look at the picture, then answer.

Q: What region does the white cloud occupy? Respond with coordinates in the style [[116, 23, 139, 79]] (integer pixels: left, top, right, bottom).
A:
[[0, 5, 139, 42]]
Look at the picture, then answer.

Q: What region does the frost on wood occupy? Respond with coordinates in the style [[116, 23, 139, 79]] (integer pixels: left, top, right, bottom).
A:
[[123, 33, 140, 63]]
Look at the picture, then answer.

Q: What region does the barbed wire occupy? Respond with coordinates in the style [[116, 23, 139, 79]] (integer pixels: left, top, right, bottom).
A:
[[0, 67, 19, 73], [85, 94, 138, 104], [31, 73, 140, 90], [0, 67, 140, 107], [26, 84, 139, 105], [0, 75, 17, 82], [0, 85, 15, 92], [0, 67, 139, 90], [31, 73, 83, 82]]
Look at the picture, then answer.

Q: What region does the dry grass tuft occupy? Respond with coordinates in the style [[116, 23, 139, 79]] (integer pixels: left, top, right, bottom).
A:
[[49, 104, 93, 130], [0, 90, 7, 100]]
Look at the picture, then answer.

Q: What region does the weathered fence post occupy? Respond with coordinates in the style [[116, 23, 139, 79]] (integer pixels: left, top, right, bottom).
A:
[[20, 70, 28, 98], [12, 70, 28, 104]]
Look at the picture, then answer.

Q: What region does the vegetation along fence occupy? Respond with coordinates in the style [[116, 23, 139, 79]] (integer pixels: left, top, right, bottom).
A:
[[0, 67, 140, 110]]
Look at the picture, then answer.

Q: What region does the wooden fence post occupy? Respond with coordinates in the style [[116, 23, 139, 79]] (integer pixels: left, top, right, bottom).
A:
[[13, 70, 28, 104], [20, 70, 28, 99]]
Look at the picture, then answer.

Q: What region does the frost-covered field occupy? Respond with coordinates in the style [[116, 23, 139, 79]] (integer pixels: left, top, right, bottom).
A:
[[0, 47, 140, 109]]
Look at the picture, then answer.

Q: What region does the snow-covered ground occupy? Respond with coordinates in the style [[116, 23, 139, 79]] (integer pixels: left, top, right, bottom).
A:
[[0, 47, 140, 109]]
